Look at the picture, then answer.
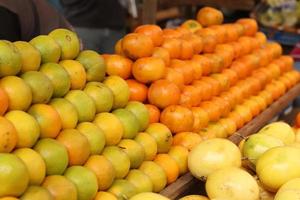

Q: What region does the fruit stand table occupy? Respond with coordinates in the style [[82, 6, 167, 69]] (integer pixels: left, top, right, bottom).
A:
[[159, 82, 300, 199]]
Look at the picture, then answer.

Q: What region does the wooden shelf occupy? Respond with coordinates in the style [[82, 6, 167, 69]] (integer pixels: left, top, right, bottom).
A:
[[160, 82, 300, 199]]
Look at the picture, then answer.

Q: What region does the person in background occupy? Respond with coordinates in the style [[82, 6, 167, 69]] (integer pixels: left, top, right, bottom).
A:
[[61, 0, 127, 53], [0, 0, 71, 41]]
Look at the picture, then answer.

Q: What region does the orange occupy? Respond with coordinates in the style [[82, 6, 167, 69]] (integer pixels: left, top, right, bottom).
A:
[[179, 85, 202, 107], [135, 132, 157, 161], [28, 104, 61, 138], [162, 28, 182, 39], [231, 61, 251, 79], [93, 112, 123, 146], [20, 186, 52, 200], [173, 132, 202, 151], [203, 53, 224, 73], [227, 111, 245, 130], [251, 70, 269, 87], [148, 80, 181, 109], [84, 155, 115, 190], [238, 36, 253, 55], [104, 54, 132, 79], [222, 68, 238, 86], [50, 98, 78, 129], [115, 39, 124, 55], [201, 76, 221, 96], [0, 41, 22, 77], [145, 104, 160, 124], [211, 96, 231, 117], [210, 25, 227, 44], [192, 80, 213, 101], [56, 129, 90, 166], [102, 146, 130, 179], [59, 60, 86, 90], [126, 169, 153, 193], [280, 55, 294, 72], [49, 28, 80, 60], [182, 34, 203, 54], [118, 139, 145, 168], [236, 18, 258, 36], [223, 23, 239, 42], [64, 166, 98, 200], [13, 148, 45, 185], [259, 90, 274, 106], [228, 86, 244, 105], [126, 79, 148, 102], [64, 90, 96, 122], [266, 42, 282, 59], [0, 117, 17, 153], [33, 138, 68, 175], [255, 32, 267, 46], [176, 26, 192, 36], [168, 146, 189, 175], [229, 41, 243, 59], [94, 192, 117, 200], [214, 44, 235, 68], [76, 122, 106, 155], [179, 39, 194, 60], [205, 122, 228, 138], [191, 107, 209, 132], [146, 123, 173, 153], [132, 57, 165, 84], [134, 25, 163, 46], [243, 99, 260, 117], [196, 29, 217, 53], [108, 179, 137, 199], [196, 7, 223, 26], [13, 41, 41, 73], [42, 175, 77, 200], [139, 161, 167, 192], [251, 96, 267, 111], [39, 63, 71, 98], [211, 73, 230, 92], [122, 33, 154, 60], [218, 118, 237, 136], [29, 35, 61, 63], [21, 71, 54, 104], [5, 111, 40, 148], [85, 81, 114, 113], [219, 92, 236, 110], [0, 153, 29, 197], [0, 197, 19, 200], [0, 76, 32, 111], [163, 67, 185, 90], [192, 55, 212, 76], [152, 47, 170, 66], [181, 19, 202, 33], [234, 105, 253, 124], [160, 105, 194, 133], [0, 88, 8, 115], [154, 154, 179, 184], [170, 59, 194, 84], [189, 60, 203, 80], [162, 38, 181, 59]]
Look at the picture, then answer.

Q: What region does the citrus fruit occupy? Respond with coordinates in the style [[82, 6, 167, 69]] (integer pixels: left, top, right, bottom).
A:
[[84, 81, 114, 113], [130, 192, 170, 200], [56, 129, 90, 166], [108, 179, 137, 200], [49, 98, 78, 129], [59, 60, 86, 90], [113, 109, 139, 139], [0, 116, 17, 153], [48, 28, 80, 60], [13, 148, 45, 185], [84, 155, 116, 191], [104, 54, 132, 79], [93, 112, 123, 145], [39, 63, 71, 97], [179, 195, 209, 200], [64, 90, 96, 122], [13, 41, 41, 72], [20, 186, 53, 200], [102, 146, 130, 179], [0, 76, 32, 111], [139, 161, 167, 192], [118, 139, 145, 169], [94, 192, 117, 200], [154, 154, 179, 184], [34, 138, 68, 175], [21, 71, 53, 103], [29, 35, 61, 63], [126, 169, 153, 193], [173, 131, 203, 151], [134, 24, 163, 46], [126, 79, 148, 102], [145, 104, 160, 124], [64, 166, 98, 200], [196, 7, 223, 26], [274, 178, 300, 200], [0, 88, 8, 115], [125, 101, 149, 131], [134, 132, 157, 161], [0, 40, 21, 77], [188, 138, 242, 179], [42, 175, 77, 200], [28, 104, 62, 138], [168, 146, 189, 175], [146, 123, 173, 153], [0, 153, 29, 197], [104, 75, 130, 109], [76, 50, 106, 82], [77, 122, 105, 155]]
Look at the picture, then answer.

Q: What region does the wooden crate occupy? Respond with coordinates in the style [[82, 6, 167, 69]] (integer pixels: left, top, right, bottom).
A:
[[159, 82, 300, 199]]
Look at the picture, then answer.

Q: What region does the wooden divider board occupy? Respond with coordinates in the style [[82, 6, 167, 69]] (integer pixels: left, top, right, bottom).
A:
[[160, 82, 300, 199]]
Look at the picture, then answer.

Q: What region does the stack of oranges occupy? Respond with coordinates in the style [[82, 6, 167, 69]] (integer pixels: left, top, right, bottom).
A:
[[105, 6, 300, 153]]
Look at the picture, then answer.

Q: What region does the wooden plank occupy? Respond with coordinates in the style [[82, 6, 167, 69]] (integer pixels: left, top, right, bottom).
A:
[[160, 82, 300, 199], [142, 0, 157, 24]]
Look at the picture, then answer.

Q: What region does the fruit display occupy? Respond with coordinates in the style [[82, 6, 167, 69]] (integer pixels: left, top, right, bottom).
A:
[[0, 5, 300, 200]]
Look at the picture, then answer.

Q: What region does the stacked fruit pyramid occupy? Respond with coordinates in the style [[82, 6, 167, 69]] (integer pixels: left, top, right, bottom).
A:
[[0, 6, 300, 200]]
